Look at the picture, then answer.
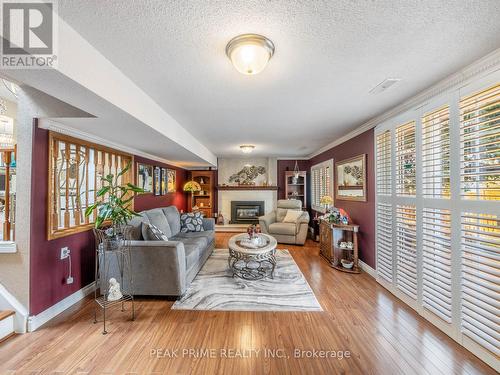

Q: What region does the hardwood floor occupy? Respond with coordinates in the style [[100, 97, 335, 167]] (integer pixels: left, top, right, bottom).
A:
[[0, 233, 495, 374]]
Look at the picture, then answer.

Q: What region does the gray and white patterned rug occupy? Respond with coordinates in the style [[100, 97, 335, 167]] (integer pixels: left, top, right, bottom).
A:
[[172, 249, 322, 311]]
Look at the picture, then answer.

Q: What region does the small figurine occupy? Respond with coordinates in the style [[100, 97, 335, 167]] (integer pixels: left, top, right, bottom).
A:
[[217, 212, 224, 225], [107, 278, 123, 301]]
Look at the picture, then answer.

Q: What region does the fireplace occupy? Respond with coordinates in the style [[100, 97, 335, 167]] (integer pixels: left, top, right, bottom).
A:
[[231, 201, 265, 224]]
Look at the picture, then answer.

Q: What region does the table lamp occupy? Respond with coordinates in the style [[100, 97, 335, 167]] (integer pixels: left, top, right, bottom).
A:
[[183, 180, 201, 211]]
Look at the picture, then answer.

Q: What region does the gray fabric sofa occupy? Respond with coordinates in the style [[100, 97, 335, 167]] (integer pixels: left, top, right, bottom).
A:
[[104, 206, 214, 297], [258, 199, 310, 245]]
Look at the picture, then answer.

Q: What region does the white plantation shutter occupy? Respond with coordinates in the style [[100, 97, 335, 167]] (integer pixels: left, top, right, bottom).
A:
[[460, 84, 500, 201], [396, 205, 417, 299], [422, 106, 451, 198], [396, 121, 416, 196], [376, 131, 392, 195], [376, 80, 500, 367], [311, 159, 333, 212], [311, 168, 320, 208], [461, 213, 500, 356], [422, 208, 452, 322], [377, 203, 393, 282]]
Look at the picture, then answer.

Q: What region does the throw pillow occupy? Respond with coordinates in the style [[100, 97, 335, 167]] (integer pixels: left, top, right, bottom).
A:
[[180, 212, 205, 233], [145, 223, 169, 241], [283, 209, 303, 223]]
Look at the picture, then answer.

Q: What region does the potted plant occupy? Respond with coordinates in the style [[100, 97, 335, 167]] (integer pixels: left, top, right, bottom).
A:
[[85, 161, 144, 247]]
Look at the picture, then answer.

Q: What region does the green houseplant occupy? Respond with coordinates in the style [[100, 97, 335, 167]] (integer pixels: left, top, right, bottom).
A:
[[85, 161, 144, 234]]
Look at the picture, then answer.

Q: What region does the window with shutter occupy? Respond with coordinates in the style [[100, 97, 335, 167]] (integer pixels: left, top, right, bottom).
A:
[[422, 208, 452, 322], [461, 213, 500, 356], [376, 130, 392, 196], [375, 80, 500, 367], [396, 205, 417, 299], [377, 202, 393, 282], [460, 84, 500, 200], [422, 106, 451, 198], [396, 121, 416, 196], [311, 159, 333, 212]]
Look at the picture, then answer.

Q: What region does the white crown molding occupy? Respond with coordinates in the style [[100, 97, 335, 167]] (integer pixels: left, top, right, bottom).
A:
[[27, 282, 95, 332], [38, 119, 186, 169], [308, 48, 500, 159], [276, 157, 310, 161]]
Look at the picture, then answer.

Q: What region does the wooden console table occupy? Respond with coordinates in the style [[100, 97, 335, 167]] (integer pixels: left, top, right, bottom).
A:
[[319, 219, 360, 273]]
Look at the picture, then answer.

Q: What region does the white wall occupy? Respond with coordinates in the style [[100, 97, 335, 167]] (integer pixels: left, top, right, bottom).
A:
[[218, 157, 277, 185]]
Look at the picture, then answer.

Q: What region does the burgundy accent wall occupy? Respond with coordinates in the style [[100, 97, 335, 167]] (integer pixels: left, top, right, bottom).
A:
[[29, 123, 188, 315], [309, 129, 375, 268], [133, 155, 188, 213], [277, 160, 310, 200]]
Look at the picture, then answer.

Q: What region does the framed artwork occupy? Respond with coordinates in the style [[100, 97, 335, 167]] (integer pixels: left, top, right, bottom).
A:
[[153, 166, 161, 196], [335, 154, 367, 202], [136, 163, 153, 193], [160, 167, 168, 195], [167, 169, 176, 193]]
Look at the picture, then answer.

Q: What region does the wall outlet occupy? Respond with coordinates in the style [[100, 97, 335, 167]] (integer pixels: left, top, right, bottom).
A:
[[66, 276, 74, 284], [60, 247, 70, 260]]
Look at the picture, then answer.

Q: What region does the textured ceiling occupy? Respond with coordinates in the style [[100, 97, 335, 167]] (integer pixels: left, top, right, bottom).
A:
[[58, 0, 500, 157]]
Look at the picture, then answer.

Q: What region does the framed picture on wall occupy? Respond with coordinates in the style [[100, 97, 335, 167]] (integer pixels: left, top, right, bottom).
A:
[[153, 166, 161, 196], [136, 163, 153, 193], [160, 167, 168, 195], [167, 169, 176, 193], [335, 154, 367, 202]]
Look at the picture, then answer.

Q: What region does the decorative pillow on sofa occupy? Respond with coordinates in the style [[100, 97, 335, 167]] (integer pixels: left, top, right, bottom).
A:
[[180, 212, 205, 233], [145, 223, 169, 241], [282, 209, 303, 223]]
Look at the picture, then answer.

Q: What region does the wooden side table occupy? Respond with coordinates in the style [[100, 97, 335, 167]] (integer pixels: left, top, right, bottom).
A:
[[319, 219, 360, 273]]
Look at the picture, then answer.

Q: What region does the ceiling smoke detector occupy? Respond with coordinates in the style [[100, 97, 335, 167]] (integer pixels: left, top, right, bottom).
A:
[[369, 78, 401, 94]]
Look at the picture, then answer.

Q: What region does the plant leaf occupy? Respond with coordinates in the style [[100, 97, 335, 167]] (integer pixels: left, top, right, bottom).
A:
[[117, 161, 132, 178], [96, 186, 110, 197]]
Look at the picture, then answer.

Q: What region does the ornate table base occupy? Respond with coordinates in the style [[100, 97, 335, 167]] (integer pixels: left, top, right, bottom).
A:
[[228, 247, 276, 280]]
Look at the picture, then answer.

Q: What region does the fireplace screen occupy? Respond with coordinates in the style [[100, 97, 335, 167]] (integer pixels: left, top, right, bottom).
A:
[[236, 206, 260, 220], [231, 201, 265, 224]]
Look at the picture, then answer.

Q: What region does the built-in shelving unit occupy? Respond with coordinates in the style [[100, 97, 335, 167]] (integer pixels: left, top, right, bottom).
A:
[[190, 170, 216, 218], [285, 171, 307, 208]]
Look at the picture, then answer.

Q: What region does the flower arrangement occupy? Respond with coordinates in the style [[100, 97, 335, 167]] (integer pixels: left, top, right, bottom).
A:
[[320, 207, 349, 225]]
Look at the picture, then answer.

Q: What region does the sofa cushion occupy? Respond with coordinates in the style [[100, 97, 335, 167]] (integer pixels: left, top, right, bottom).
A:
[[283, 209, 303, 223], [144, 208, 172, 237], [182, 237, 208, 268], [127, 215, 146, 240], [163, 206, 181, 237], [180, 212, 204, 233], [144, 223, 169, 241], [172, 230, 214, 248], [276, 208, 288, 223], [269, 222, 296, 236]]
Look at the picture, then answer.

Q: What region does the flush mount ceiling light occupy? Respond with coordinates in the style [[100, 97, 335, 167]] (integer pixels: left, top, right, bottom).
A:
[[240, 144, 255, 153], [226, 34, 275, 75]]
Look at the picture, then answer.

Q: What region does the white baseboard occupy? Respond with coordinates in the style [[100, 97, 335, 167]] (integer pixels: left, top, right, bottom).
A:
[[0, 283, 28, 333], [359, 260, 377, 278], [27, 282, 95, 332]]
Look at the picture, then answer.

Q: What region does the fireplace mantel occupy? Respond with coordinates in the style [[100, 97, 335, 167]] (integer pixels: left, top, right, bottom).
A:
[[217, 185, 279, 191]]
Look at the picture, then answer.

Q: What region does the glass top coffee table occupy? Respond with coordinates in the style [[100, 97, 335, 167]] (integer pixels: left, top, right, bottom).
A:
[[228, 233, 278, 280]]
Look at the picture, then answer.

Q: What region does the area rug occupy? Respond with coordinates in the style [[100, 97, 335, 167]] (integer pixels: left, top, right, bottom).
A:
[[172, 249, 322, 311]]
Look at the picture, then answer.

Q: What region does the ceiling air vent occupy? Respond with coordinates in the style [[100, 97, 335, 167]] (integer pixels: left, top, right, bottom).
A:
[[369, 78, 401, 94]]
